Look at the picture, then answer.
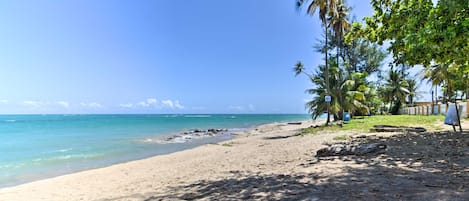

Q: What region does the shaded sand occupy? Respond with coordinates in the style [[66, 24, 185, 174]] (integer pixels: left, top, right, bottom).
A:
[[0, 119, 468, 200]]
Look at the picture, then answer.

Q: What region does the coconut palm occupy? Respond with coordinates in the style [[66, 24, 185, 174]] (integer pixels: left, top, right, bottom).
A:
[[293, 61, 313, 78], [296, 0, 339, 125], [406, 78, 421, 106], [330, 0, 350, 63], [304, 57, 369, 120], [423, 63, 457, 103], [329, 0, 350, 123], [381, 67, 410, 114]]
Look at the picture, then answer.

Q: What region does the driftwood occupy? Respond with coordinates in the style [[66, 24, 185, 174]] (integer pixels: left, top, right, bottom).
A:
[[370, 125, 426, 133], [316, 143, 387, 157]]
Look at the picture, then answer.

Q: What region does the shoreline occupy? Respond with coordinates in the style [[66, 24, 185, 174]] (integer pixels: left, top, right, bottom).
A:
[[1, 118, 467, 200], [0, 114, 312, 189], [0, 119, 320, 195]]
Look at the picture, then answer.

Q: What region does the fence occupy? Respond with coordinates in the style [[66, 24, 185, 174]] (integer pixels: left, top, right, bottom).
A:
[[400, 101, 468, 118]]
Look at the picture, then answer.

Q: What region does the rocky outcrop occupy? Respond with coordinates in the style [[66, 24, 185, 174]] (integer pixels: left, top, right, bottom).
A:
[[316, 143, 387, 157], [162, 128, 230, 143]]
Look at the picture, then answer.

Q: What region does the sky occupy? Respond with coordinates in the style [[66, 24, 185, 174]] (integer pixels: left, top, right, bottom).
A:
[[0, 0, 429, 114]]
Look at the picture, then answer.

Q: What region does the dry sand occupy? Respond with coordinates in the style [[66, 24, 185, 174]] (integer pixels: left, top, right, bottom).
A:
[[0, 119, 468, 201]]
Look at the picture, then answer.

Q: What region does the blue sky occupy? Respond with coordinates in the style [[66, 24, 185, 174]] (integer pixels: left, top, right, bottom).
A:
[[0, 1, 427, 114]]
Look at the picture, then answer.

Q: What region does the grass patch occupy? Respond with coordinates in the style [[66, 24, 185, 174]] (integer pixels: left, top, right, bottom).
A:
[[301, 115, 445, 135], [333, 134, 348, 140]]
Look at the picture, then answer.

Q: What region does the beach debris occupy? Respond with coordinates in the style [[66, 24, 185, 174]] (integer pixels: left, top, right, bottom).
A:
[[316, 143, 387, 157], [370, 125, 426, 133]]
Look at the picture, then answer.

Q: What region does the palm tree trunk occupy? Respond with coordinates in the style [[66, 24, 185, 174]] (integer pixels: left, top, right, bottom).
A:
[[337, 33, 344, 127], [325, 18, 330, 126]]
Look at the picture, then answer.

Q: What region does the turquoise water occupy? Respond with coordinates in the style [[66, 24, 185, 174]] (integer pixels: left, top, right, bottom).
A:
[[0, 114, 310, 187]]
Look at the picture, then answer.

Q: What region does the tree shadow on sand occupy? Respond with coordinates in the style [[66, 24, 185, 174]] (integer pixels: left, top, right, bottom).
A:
[[133, 131, 469, 201]]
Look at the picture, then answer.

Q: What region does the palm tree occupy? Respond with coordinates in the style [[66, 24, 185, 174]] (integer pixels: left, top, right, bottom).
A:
[[330, 0, 350, 64], [305, 63, 368, 120], [293, 61, 313, 78], [381, 67, 410, 114], [297, 0, 338, 125], [406, 78, 420, 107], [423, 63, 456, 103], [329, 0, 350, 123]]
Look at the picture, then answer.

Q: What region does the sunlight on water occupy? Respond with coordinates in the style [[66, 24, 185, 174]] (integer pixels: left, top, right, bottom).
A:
[[0, 114, 309, 187]]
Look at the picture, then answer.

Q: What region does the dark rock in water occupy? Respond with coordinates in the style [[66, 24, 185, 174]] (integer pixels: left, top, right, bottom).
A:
[[316, 143, 387, 157]]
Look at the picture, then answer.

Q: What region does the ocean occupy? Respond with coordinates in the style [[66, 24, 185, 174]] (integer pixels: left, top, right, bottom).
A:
[[0, 114, 310, 188]]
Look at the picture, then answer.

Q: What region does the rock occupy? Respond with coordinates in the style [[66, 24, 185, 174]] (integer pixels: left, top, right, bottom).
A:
[[370, 125, 426, 133], [316, 143, 387, 157], [287, 122, 302, 125]]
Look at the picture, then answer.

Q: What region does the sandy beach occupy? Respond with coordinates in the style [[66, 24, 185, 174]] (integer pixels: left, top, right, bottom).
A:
[[0, 119, 468, 200]]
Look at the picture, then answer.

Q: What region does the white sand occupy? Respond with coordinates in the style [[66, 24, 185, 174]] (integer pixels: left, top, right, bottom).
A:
[[1, 119, 467, 200], [0, 120, 330, 200]]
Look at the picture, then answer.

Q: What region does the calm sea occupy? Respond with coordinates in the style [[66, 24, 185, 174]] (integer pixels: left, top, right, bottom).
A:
[[0, 114, 310, 187]]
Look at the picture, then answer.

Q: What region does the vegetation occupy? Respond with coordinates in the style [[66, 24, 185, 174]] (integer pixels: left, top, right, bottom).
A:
[[332, 134, 348, 140], [295, 0, 387, 120], [300, 115, 445, 135], [294, 0, 468, 124], [356, 0, 468, 103], [296, 0, 341, 125]]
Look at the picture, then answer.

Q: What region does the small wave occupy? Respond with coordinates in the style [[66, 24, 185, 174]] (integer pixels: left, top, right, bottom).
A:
[[140, 136, 188, 144], [32, 154, 98, 163], [4, 120, 16, 122], [183, 115, 211, 118], [55, 148, 73, 153], [161, 115, 182, 118]]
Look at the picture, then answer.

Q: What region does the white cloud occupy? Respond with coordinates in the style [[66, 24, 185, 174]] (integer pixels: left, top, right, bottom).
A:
[[121, 98, 184, 110], [22, 100, 70, 109], [137, 98, 158, 107], [161, 100, 174, 108], [0, 100, 8, 104], [23, 100, 42, 107], [147, 98, 157, 104], [174, 100, 184, 109], [137, 101, 149, 107], [119, 103, 134, 108], [57, 101, 70, 108], [161, 99, 184, 109], [80, 102, 102, 108]]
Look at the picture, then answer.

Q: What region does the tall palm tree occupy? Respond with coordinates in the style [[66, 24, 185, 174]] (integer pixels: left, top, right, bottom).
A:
[[329, 0, 350, 123], [330, 0, 350, 64], [297, 0, 338, 125]]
